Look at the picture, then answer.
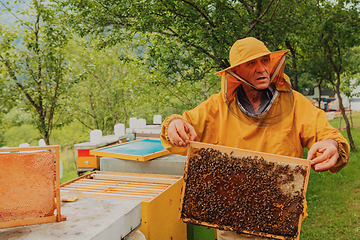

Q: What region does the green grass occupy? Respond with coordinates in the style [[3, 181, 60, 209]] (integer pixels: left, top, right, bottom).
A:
[[301, 114, 360, 239], [301, 147, 360, 239], [59, 147, 80, 184], [328, 111, 360, 129]]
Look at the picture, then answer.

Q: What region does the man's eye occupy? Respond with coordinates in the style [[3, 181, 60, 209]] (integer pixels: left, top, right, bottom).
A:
[[247, 62, 255, 66]]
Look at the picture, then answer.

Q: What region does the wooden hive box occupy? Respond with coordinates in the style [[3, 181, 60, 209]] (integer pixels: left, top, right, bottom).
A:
[[60, 171, 186, 240], [0, 145, 66, 229], [180, 142, 311, 240]]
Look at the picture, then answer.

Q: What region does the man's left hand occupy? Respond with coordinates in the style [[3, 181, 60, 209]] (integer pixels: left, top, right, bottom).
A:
[[307, 139, 339, 172]]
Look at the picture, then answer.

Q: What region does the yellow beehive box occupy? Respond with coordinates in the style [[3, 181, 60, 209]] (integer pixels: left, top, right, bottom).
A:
[[60, 171, 186, 240], [76, 156, 100, 169]]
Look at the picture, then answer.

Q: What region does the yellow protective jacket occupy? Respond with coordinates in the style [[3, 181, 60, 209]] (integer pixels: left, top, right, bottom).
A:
[[160, 81, 349, 174]]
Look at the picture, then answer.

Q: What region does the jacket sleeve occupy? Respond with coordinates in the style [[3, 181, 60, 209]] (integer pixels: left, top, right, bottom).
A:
[[297, 93, 350, 173], [316, 111, 350, 173], [160, 93, 221, 156]]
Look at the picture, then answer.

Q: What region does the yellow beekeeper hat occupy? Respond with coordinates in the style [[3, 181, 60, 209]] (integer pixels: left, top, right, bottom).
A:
[[215, 37, 289, 76]]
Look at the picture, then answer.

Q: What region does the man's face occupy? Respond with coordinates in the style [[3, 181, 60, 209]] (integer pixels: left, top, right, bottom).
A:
[[232, 55, 270, 90]]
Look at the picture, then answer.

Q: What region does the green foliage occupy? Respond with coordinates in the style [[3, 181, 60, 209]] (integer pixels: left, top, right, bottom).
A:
[[0, 0, 73, 144], [2, 124, 39, 147], [299, 0, 360, 85], [65, 37, 165, 133], [59, 0, 360, 112], [58, 0, 290, 109], [0, 107, 89, 147], [50, 120, 89, 145], [339, 46, 360, 98]]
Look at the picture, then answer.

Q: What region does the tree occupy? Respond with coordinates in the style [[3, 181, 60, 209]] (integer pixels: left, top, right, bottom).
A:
[[0, 0, 72, 145], [65, 37, 161, 134], [302, 0, 360, 150], [338, 46, 360, 127], [258, 0, 319, 91], [60, 0, 360, 152], [59, 0, 287, 108]]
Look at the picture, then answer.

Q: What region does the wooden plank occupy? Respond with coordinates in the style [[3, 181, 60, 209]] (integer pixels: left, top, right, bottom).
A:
[[0, 145, 59, 152], [60, 171, 179, 188], [135, 132, 160, 139], [0, 216, 57, 229], [61, 190, 83, 202], [92, 174, 178, 185], [95, 171, 181, 180], [74, 180, 170, 189], [190, 141, 311, 166], [54, 145, 62, 222], [63, 183, 167, 192], [61, 189, 158, 198], [61, 186, 162, 196], [60, 190, 154, 201], [141, 150, 170, 161]]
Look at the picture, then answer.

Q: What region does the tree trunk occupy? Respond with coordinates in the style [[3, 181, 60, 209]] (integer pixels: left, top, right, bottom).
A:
[[285, 40, 298, 91], [350, 101, 353, 127], [335, 86, 355, 150], [318, 83, 322, 109], [66, 145, 69, 173], [339, 114, 341, 130], [44, 131, 50, 145]]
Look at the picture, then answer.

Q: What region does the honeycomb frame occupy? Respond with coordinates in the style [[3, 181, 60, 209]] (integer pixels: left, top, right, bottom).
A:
[[0, 145, 66, 229], [180, 141, 311, 240]]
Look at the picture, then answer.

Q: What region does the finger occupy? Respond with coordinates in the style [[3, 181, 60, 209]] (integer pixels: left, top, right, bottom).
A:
[[175, 124, 190, 146], [318, 147, 326, 153], [312, 155, 338, 172], [311, 146, 338, 165], [167, 130, 183, 147], [184, 122, 197, 142], [307, 144, 326, 160], [310, 153, 328, 166], [307, 145, 319, 160], [167, 122, 185, 147]]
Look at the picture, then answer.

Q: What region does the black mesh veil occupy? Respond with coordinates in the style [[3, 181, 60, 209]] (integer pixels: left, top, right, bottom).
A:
[[221, 54, 294, 128]]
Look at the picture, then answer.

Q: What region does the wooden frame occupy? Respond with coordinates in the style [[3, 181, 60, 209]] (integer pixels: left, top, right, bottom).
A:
[[134, 132, 160, 139], [90, 138, 169, 162], [60, 171, 186, 240], [180, 141, 311, 240], [0, 145, 66, 229]]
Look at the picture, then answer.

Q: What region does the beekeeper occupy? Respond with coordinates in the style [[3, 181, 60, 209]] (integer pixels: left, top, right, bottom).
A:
[[160, 37, 350, 239]]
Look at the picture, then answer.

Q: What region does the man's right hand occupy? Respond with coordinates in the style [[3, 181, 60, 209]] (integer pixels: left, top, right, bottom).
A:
[[167, 118, 198, 147]]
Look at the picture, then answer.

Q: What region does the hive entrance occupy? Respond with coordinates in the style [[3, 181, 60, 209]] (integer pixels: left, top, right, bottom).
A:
[[180, 142, 310, 240]]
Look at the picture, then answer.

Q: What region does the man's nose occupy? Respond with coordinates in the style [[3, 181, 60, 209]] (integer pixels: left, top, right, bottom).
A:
[[255, 62, 267, 73]]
